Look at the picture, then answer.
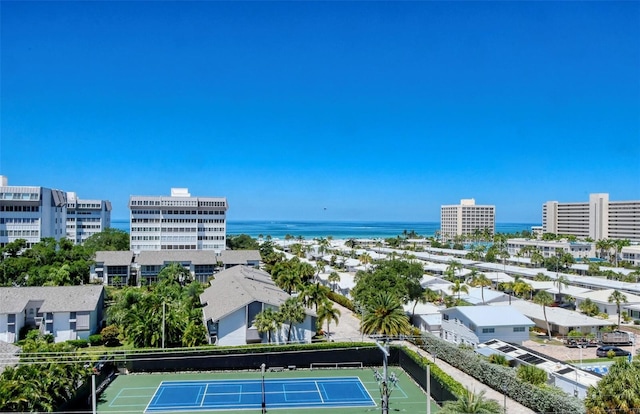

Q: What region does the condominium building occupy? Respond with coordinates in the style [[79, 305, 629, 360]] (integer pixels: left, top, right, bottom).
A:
[[66, 192, 112, 244], [129, 188, 228, 253], [0, 176, 67, 248], [507, 238, 594, 260], [0, 176, 112, 248], [440, 198, 495, 241], [543, 193, 640, 242]]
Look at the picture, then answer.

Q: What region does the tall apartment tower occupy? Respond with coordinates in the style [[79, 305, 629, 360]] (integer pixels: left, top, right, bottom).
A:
[[542, 193, 640, 242], [129, 188, 228, 253], [440, 198, 495, 241], [66, 192, 112, 244], [0, 175, 68, 248]]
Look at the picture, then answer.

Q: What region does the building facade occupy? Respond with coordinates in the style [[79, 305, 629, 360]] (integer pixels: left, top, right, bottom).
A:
[[507, 238, 595, 260], [0, 176, 111, 248], [0, 176, 67, 248], [543, 193, 640, 242], [129, 188, 228, 253], [66, 192, 112, 244], [440, 198, 495, 241]]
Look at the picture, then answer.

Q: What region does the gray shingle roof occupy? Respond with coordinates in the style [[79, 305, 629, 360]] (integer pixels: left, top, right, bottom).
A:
[[200, 266, 295, 323], [0, 286, 104, 314], [220, 250, 261, 265], [94, 251, 134, 266], [137, 251, 219, 265]]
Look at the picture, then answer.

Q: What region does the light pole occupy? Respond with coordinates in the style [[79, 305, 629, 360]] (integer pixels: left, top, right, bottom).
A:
[[261, 363, 266, 414], [502, 384, 507, 414]]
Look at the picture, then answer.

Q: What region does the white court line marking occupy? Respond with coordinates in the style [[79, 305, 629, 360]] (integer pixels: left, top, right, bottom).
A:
[[315, 380, 325, 404], [200, 384, 209, 406]]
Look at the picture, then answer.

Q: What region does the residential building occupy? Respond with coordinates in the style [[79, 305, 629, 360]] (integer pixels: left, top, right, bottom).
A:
[[507, 238, 595, 260], [440, 198, 495, 241], [0, 286, 105, 343], [570, 289, 640, 317], [497, 299, 614, 336], [0, 175, 67, 248], [91, 251, 135, 286], [90, 249, 262, 285], [200, 266, 316, 346], [66, 192, 112, 244], [477, 339, 601, 399], [621, 245, 640, 267], [440, 305, 534, 346], [0, 176, 111, 248], [129, 187, 228, 253], [542, 193, 640, 242]]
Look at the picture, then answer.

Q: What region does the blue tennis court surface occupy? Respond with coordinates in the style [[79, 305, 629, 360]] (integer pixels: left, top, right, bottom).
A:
[[144, 377, 376, 412]]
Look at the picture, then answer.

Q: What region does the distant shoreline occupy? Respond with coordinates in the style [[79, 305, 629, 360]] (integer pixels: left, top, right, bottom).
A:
[[111, 219, 538, 239]]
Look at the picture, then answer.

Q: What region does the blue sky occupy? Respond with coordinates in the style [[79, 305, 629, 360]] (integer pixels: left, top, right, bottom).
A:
[[1, 1, 639, 222]]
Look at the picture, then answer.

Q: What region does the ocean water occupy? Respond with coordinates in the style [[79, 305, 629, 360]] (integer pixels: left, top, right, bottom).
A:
[[111, 220, 537, 239]]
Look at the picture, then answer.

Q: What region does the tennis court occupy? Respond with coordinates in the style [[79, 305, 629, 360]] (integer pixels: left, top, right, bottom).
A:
[[144, 377, 374, 412], [99, 367, 438, 413]]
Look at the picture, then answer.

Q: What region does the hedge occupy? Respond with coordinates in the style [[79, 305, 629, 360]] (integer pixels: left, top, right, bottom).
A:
[[400, 346, 466, 398], [414, 333, 586, 414]]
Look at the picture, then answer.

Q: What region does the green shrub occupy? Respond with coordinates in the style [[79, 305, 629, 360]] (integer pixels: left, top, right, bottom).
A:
[[88, 334, 103, 346], [607, 350, 616, 359], [67, 339, 89, 348], [326, 291, 354, 311], [488, 354, 509, 366], [412, 333, 585, 413], [101, 324, 121, 347], [517, 365, 548, 386]]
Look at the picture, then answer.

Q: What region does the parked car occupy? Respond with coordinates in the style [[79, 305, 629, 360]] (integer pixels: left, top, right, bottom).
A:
[[596, 346, 631, 357]]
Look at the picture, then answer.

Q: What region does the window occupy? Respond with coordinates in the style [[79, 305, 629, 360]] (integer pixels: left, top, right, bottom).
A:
[[482, 328, 495, 334], [442, 314, 450, 321], [513, 327, 526, 332]]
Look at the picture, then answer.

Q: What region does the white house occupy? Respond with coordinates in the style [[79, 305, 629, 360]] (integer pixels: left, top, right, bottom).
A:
[[200, 266, 316, 346], [440, 305, 534, 346], [0, 286, 105, 343], [571, 289, 640, 316]]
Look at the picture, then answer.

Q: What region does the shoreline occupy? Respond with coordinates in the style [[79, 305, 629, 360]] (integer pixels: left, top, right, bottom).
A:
[[111, 220, 538, 239]]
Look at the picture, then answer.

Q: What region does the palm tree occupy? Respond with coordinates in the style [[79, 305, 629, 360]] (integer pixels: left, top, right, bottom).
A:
[[359, 252, 372, 270], [596, 239, 612, 261], [301, 282, 328, 311], [328, 271, 340, 291], [361, 292, 411, 338], [440, 387, 503, 414], [554, 275, 569, 297], [608, 290, 628, 329], [533, 290, 554, 340], [253, 308, 282, 343], [469, 272, 491, 304], [585, 359, 640, 414], [279, 297, 307, 343], [276, 270, 302, 294], [317, 300, 341, 338], [444, 260, 463, 281], [531, 249, 544, 268], [613, 239, 631, 267], [449, 279, 469, 301], [513, 280, 533, 299]]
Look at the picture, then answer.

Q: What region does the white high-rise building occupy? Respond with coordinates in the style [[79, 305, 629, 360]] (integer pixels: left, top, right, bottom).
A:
[[440, 198, 495, 241], [129, 188, 228, 253], [542, 193, 640, 242], [0, 176, 68, 248], [66, 192, 112, 244], [0, 176, 112, 248]]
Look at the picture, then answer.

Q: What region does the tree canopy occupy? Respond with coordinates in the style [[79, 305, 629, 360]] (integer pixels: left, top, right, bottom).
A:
[[226, 234, 259, 250]]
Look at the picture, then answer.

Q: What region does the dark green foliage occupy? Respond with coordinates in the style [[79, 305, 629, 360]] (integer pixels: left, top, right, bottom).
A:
[[326, 291, 354, 311], [517, 365, 547, 386], [108, 265, 207, 348], [0, 332, 91, 412], [0, 238, 93, 286], [352, 259, 423, 308], [66, 339, 89, 348], [83, 228, 130, 253], [226, 234, 259, 250], [88, 334, 103, 346], [101, 325, 121, 347]]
